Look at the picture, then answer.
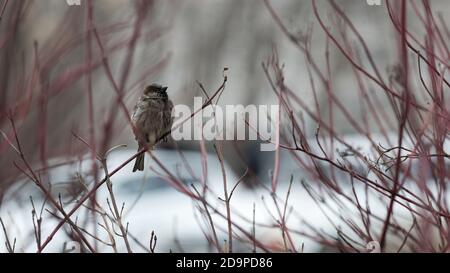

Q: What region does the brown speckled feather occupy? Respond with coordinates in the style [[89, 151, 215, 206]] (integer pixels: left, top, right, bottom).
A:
[[131, 84, 173, 172]]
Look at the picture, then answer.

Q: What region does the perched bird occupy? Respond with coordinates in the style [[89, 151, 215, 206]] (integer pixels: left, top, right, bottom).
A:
[[131, 84, 173, 172]]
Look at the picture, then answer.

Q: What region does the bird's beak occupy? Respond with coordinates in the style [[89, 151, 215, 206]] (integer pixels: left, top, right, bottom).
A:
[[162, 86, 168, 92]]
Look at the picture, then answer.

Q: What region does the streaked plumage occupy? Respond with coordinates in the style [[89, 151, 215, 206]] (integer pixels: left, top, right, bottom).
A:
[[131, 84, 173, 172]]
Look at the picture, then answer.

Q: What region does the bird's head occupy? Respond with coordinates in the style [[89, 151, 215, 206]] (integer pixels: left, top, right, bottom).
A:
[[143, 83, 168, 98]]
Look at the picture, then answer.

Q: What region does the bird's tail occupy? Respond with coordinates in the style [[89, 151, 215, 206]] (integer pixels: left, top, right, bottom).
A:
[[133, 148, 145, 172]]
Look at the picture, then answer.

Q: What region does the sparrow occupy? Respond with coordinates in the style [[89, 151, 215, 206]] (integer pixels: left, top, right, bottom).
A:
[[131, 84, 173, 172]]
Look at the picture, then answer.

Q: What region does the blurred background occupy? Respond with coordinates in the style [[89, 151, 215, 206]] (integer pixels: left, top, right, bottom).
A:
[[1, 0, 449, 253]]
